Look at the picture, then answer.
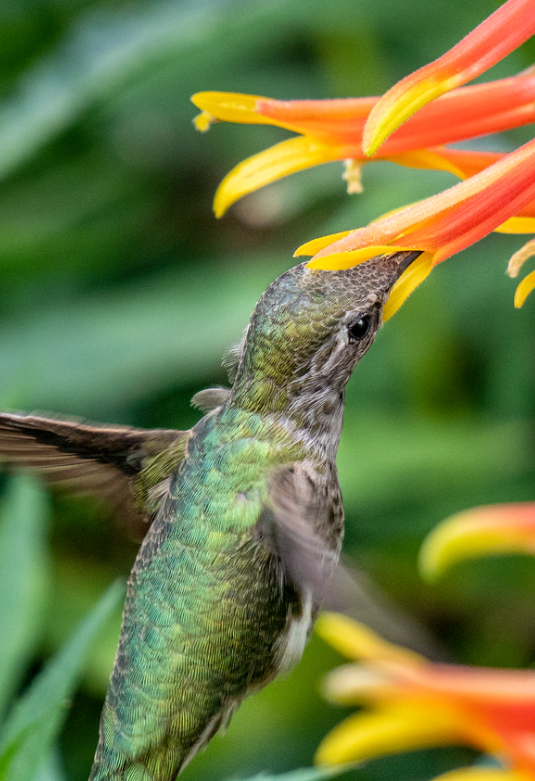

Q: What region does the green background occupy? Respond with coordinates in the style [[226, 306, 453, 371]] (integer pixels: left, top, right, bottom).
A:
[[1, 0, 534, 779]]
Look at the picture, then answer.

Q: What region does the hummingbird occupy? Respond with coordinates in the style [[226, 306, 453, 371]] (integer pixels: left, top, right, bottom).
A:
[[0, 251, 419, 781]]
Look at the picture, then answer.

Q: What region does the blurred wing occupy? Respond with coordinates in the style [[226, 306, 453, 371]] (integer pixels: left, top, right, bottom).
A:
[[264, 466, 443, 658], [262, 463, 343, 604], [0, 411, 190, 531], [324, 563, 445, 659]]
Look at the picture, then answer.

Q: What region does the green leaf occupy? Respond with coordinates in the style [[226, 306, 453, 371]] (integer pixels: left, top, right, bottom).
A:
[[0, 581, 124, 781], [0, 476, 51, 721], [225, 766, 355, 781]]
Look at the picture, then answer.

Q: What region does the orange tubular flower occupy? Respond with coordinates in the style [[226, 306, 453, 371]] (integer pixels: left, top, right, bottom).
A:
[[191, 71, 535, 217], [431, 771, 528, 781], [363, 0, 535, 155], [315, 613, 535, 781], [196, 0, 535, 316], [420, 503, 535, 581], [296, 136, 535, 319]]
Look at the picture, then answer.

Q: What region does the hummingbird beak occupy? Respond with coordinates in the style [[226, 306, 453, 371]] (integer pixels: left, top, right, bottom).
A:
[[394, 250, 423, 277]]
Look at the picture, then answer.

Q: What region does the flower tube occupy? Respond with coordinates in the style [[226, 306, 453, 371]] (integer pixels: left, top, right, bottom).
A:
[[192, 71, 535, 216], [363, 0, 535, 155], [296, 137, 535, 318]]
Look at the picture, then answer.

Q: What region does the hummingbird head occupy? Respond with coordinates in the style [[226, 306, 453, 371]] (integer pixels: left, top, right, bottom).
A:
[[230, 251, 420, 427]]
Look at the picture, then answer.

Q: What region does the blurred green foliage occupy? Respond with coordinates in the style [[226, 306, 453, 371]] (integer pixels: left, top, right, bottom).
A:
[[0, 477, 122, 781], [1, 0, 535, 779]]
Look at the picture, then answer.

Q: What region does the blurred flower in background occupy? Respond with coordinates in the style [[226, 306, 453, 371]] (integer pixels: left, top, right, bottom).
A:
[[420, 503, 535, 580], [316, 613, 535, 781]]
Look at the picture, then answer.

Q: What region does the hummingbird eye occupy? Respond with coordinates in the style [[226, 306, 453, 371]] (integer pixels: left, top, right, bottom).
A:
[[348, 314, 372, 341]]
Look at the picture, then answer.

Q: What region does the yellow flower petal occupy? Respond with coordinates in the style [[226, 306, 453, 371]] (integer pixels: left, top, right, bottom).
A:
[[431, 770, 531, 781], [383, 253, 434, 321], [191, 91, 270, 125], [497, 218, 535, 236], [294, 231, 354, 257], [315, 704, 460, 765], [508, 238, 535, 278], [363, 74, 460, 156], [213, 135, 341, 217], [315, 613, 424, 665], [387, 148, 468, 179], [306, 246, 414, 271], [419, 505, 535, 581], [322, 664, 393, 705], [514, 268, 535, 308]]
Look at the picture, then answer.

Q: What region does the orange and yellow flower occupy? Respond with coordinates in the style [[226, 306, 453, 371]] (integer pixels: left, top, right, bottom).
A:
[[315, 613, 535, 781], [294, 0, 535, 316], [420, 503, 535, 581], [192, 71, 535, 218], [194, 0, 535, 317], [363, 0, 535, 156], [296, 136, 535, 319]]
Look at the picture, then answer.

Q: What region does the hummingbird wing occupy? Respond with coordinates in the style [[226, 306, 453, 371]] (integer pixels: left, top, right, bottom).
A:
[[262, 463, 343, 605], [265, 468, 442, 658], [0, 411, 190, 532]]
